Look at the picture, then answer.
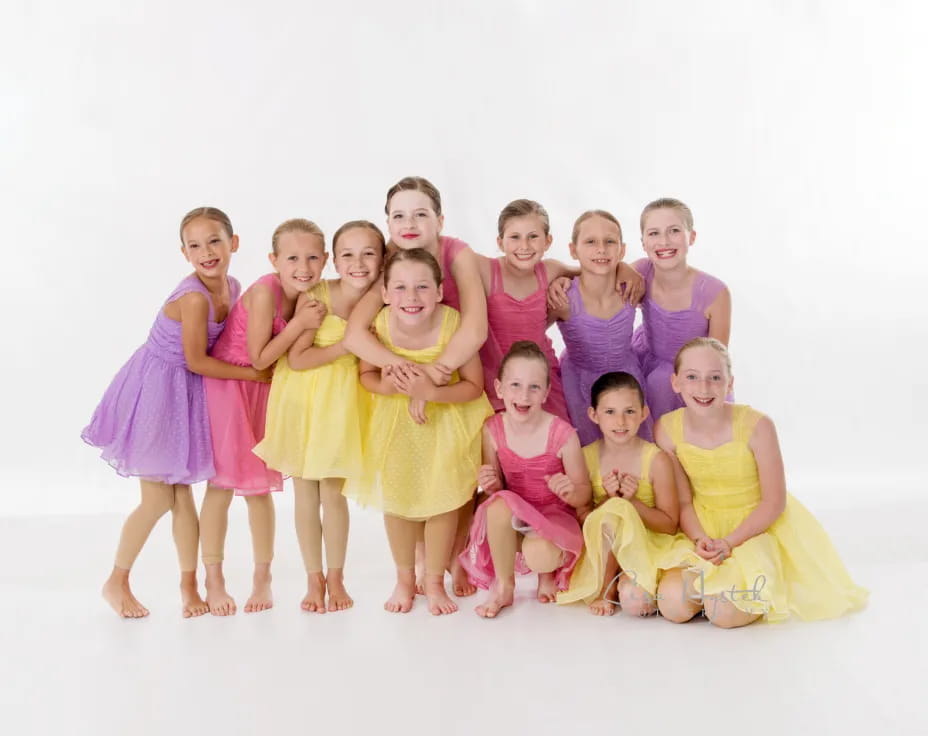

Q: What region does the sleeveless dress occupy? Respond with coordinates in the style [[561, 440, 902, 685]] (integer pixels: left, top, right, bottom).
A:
[[480, 259, 568, 418], [459, 413, 583, 591], [437, 235, 467, 311], [557, 278, 651, 444], [344, 305, 493, 519], [631, 260, 729, 421], [253, 280, 369, 482], [204, 273, 287, 495], [82, 273, 240, 484], [558, 441, 675, 604], [657, 405, 869, 622]]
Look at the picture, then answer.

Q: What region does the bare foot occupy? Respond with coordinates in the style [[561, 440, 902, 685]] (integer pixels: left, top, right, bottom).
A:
[[424, 574, 458, 615], [205, 566, 237, 616], [475, 580, 514, 619], [414, 541, 426, 595], [301, 572, 326, 613], [244, 567, 273, 614], [326, 569, 353, 612], [536, 572, 558, 603], [588, 597, 616, 616], [450, 560, 477, 597], [102, 574, 149, 619], [384, 569, 416, 613]]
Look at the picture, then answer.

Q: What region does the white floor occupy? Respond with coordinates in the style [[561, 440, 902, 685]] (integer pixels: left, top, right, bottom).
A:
[[2, 498, 925, 736]]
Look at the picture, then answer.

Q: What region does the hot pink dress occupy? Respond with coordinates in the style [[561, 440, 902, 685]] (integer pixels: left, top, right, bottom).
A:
[[437, 235, 467, 310], [480, 259, 569, 418], [459, 414, 583, 591], [204, 273, 287, 495]]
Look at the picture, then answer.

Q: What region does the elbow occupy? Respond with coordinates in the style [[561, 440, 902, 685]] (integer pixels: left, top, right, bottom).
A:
[[250, 354, 272, 371]]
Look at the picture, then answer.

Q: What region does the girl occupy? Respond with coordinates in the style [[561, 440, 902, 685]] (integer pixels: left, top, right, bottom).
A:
[[200, 219, 328, 616], [253, 221, 384, 614], [346, 248, 492, 616], [557, 372, 678, 616], [632, 198, 732, 422], [84, 207, 268, 618], [654, 338, 868, 628], [343, 176, 488, 597], [459, 341, 592, 619], [551, 210, 651, 444]]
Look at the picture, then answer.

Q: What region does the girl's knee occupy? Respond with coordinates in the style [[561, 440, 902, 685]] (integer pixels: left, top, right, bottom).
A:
[[705, 597, 759, 629], [522, 537, 562, 574], [485, 496, 513, 524], [656, 572, 700, 623], [618, 579, 655, 617]]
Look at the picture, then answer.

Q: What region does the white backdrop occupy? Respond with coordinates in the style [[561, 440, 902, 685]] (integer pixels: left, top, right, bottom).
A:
[[3, 1, 926, 516]]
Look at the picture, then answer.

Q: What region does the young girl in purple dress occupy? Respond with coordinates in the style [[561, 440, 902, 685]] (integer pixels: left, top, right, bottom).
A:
[[83, 207, 269, 619]]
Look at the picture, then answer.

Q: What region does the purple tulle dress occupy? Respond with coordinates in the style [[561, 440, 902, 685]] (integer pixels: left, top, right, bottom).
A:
[[631, 260, 727, 421], [557, 278, 651, 444], [82, 273, 240, 485]]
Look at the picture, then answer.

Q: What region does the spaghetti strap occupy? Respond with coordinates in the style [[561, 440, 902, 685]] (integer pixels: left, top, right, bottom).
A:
[[546, 416, 576, 454], [490, 258, 504, 294]]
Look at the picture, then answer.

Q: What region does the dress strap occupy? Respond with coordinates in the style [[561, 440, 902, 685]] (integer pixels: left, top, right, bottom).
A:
[[440, 236, 467, 278], [640, 442, 659, 484], [546, 416, 577, 455], [732, 404, 763, 444], [487, 412, 507, 451], [662, 408, 686, 447], [534, 261, 549, 293], [690, 270, 726, 313], [566, 277, 584, 318], [258, 273, 284, 317], [490, 258, 504, 294], [437, 305, 461, 347]]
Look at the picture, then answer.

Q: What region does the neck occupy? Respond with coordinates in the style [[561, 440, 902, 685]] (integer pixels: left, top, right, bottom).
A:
[[389, 306, 440, 339], [503, 409, 548, 435], [600, 435, 643, 459], [335, 278, 368, 308], [278, 276, 303, 302], [651, 262, 692, 289], [685, 405, 728, 433], [196, 271, 228, 295], [578, 268, 615, 297], [499, 257, 537, 281]]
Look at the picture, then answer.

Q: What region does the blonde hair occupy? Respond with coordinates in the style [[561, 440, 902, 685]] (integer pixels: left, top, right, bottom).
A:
[[271, 218, 324, 255], [385, 176, 442, 216], [497, 199, 550, 237], [332, 220, 386, 257], [571, 209, 623, 244], [640, 197, 694, 233], [179, 207, 233, 244], [673, 337, 732, 377], [383, 247, 443, 287]]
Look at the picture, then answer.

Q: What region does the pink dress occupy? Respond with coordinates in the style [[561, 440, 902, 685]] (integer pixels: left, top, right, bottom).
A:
[[459, 414, 583, 591], [204, 274, 287, 495], [480, 259, 569, 418], [438, 235, 467, 310]]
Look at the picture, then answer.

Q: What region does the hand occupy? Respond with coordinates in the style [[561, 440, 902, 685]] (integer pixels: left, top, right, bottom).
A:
[[617, 473, 639, 500], [546, 276, 571, 311], [545, 473, 574, 502], [294, 298, 327, 330], [252, 366, 274, 383], [603, 469, 622, 498], [477, 464, 502, 493], [695, 537, 731, 566], [407, 398, 428, 425], [423, 362, 452, 387], [616, 262, 645, 306], [390, 364, 436, 400]]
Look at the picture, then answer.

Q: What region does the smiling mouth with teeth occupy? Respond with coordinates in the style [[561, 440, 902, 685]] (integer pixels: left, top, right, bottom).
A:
[[200, 259, 219, 268], [693, 397, 715, 406], [400, 306, 423, 314], [655, 249, 677, 259]]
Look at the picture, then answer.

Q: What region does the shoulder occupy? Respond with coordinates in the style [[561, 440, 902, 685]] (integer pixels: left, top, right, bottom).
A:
[[654, 408, 684, 448], [441, 235, 470, 258], [644, 442, 672, 478], [633, 258, 652, 277], [439, 304, 461, 331], [696, 269, 728, 298], [552, 415, 579, 451], [581, 441, 600, 472], [736, 405, 774, 443]]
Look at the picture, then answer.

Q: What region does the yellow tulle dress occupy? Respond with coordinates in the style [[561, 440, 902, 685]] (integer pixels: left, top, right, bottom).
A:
[[253, 280, 369, 481], [657, 405, 868, 622], [343, 305, 493, 520], [558, 441, 676, 604]]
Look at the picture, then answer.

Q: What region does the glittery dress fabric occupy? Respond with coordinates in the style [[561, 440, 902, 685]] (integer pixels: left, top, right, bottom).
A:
[[82, 273, 240, 484]]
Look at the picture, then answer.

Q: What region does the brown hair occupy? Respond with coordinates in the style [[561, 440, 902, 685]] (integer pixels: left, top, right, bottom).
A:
[[570, 209, 623, 244], [384, 176, 442, 216], [383, 247, 442, 287], [497, 199, 550, 237], [178, 207, 233, 244], [640, 197, 694, 233], [673, 337, 732, 377], [590, 371, 644, 408], [332, 220, 386, 257], [270, 218, 325, 255], [498, 340, 551, 386]]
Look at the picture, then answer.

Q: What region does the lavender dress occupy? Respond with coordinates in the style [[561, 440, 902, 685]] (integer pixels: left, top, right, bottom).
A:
[[82, 274, 240, 484], [557, 278, 650, 445], [631, 260, 728, 421]]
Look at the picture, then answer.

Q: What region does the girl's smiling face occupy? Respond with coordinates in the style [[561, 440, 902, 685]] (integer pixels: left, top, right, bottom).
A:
[[671, 345, 733, 411], [270, 230, 327, 294], [387, 190, 444, 251], [382, 260, 443, 325], [494, 356, 551, 420], [587, 387, 648, 446], [570, 215, 625, 275], [641, 207, 695, 268], [498, 215, 552, 272], [181, 217, 238, 278], [333, 227, 383, 291]]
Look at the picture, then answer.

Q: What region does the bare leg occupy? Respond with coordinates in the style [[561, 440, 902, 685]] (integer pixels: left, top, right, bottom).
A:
[[200, 484, 236, 616], [293, 478, 326, 613], [449, 495, 477, 597], [704, 595, 761, 629], [589, 536, 619, 616], [424, 508, 459, 615], [522, 535, 563, 603], [617, 573, 656, 617], [383, 515, 418, 613], [320, 478, 352, 611], [244, 493, 274, 613], [475, 497, 517, 618], [172, 484, 208, 618], [656, 568, 703, 623], [102, 479, 174, 618], [414, 528, 426, 595]]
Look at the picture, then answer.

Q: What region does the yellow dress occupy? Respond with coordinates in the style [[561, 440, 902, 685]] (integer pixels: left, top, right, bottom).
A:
[[253, 280, 369, 481], [658, 405, 868, 622], [343, 305, 493, 519], [558, 441, 675, 604]]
